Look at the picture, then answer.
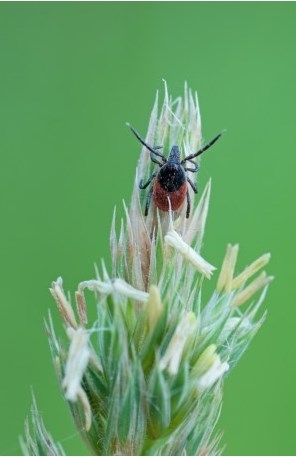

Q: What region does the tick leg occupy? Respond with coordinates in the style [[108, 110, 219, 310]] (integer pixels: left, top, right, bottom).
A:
[[184, 161, 199, 172], [187, 176, 198, 193], [139, 171, 157, 189], [150, 155, 163, 166], [185, 167, 198, 172], [127, 124, 166, 162], [145, 187, 153, 216], [181, 131, 224, 162], [186, 188, 191, 218]]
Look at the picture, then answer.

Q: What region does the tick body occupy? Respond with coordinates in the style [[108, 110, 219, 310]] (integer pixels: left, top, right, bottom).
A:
[[128, 124, 223, 218], [153, 148, 187, 212]]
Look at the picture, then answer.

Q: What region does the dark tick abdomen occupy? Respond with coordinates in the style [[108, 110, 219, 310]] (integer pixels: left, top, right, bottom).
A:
[[157, 163, 186, 192]]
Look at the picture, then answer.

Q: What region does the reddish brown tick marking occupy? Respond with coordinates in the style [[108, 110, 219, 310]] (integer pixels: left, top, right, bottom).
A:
[[127, 124, 224, 218]]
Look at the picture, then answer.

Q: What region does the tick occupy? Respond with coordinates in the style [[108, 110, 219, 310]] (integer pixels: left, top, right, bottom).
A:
[[128, 124, 224, 218]]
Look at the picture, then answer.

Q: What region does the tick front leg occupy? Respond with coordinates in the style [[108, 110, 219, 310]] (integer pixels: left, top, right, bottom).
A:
[[186, 188, 191, 218], [139, 171, 157, 189], [144, 187, 153, 216], [187, 176, 198, 193]]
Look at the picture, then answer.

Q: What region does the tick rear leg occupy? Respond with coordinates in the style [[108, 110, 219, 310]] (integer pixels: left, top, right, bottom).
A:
[[187, 176, 198, 193], [139, 171, 157, 189], [186, 188, 191, 218], [144, 187, 153, 216]]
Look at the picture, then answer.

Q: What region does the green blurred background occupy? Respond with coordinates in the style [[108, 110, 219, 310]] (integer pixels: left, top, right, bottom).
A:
[[0, 2, 295, 455]]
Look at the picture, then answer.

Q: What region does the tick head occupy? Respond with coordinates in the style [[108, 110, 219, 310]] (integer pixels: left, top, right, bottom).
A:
[[168, 145, 181, 164]]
